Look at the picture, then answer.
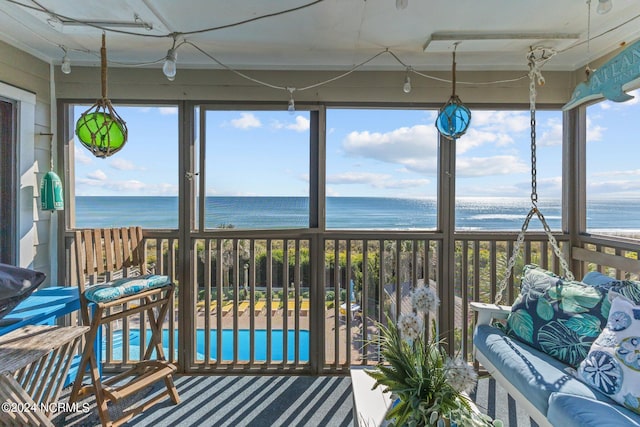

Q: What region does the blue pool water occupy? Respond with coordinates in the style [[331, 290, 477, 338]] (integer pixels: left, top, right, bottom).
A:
[[104, 329, 310, 363]]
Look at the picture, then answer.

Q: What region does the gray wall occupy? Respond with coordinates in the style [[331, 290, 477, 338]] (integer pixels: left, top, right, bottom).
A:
[[0, 40, 54, 282], [55, 67, 576, 106]]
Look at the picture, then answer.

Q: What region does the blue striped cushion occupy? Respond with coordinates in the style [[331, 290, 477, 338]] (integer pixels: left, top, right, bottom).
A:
[[84, 274, 171, 303]]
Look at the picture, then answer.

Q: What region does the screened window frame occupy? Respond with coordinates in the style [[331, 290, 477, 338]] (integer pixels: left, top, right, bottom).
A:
[[195, 104, 320, 232]]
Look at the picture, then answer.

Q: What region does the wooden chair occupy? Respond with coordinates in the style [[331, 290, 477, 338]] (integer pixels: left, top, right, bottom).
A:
[[69, 227, 179, 427]]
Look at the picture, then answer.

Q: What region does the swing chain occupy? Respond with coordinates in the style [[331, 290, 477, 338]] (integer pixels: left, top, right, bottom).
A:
[[495, 209, 534, 305], [529, 57, 540, 206], [494, 47, 572, 305], [536, 209, 575, 282]]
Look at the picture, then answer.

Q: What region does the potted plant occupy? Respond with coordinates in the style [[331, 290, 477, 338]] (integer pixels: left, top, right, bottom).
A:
[[366, 285, 502, 427]]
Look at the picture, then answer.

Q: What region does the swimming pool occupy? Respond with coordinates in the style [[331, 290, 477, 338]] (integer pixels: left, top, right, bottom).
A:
[[104, 329, 310, 363]]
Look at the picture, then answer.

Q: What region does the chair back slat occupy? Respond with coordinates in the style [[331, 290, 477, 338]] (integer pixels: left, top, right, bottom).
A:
[[92, 229, 105, 276], [131, 227, 145, 273], [103, 228, 114, 275], [74, 227, 146, 292], [113, 228, 124, 271], [121, 229, 132, 274]]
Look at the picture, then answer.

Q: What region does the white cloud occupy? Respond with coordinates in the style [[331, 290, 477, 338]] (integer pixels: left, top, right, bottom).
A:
[[588, 179, 640, 196], [230, 113, 261, 129], [327, 172, 391, 185], [586, 117, 605, 142], [272, 115, 310, 132], [460, 176, 562, 198], [109, 158, 137, 171], [593, 169, 640, 177], [456, 155, 529, 177], [327, 171, 429, 189], [135, 106, 177, 115], [87, 169, 107, 180], [589, 171, 640, 197], [74, 145, 93, 165], [456, 128, 514, 154], [159, 107, 178, 115], [287, 115, 310, 132], [106, 180, 147, 192], [76, 175, 177, 195], [471, 111, 530, 133], [342, 124, 438, 174], [326, 187, 341, 196], [538, 118, 563, 147]]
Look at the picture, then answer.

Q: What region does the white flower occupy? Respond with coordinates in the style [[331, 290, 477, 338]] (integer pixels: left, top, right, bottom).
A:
[[411, 286, 440, 313], [444, 357, 477, 394], [397, 312, 423, 342]]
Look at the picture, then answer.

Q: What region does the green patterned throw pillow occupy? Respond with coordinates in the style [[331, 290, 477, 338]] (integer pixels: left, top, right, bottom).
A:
[[506, 264, 610, 367]]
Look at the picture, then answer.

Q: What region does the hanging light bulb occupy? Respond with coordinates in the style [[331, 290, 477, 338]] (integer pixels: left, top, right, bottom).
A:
[[597, 0, 612, 14], [403, 69, 412, 93], [60, 47, 71, 74], [396, 0, 408, 10], [163, 47, 177, 80], [287, 87, 296, 114]]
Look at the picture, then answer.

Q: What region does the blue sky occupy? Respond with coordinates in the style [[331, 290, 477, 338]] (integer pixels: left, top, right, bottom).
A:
[[73, 88, 640, 200]]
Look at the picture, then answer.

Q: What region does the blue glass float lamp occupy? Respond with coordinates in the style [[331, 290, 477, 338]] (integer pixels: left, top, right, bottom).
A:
[[435, 46, 471, 140], [436, 95, 471, 140]]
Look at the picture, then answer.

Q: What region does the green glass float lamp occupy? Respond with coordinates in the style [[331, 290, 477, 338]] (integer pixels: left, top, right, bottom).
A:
[[76, 33, 128, 158], [436, 46, 471, 140], [76, 102, 127, 158]]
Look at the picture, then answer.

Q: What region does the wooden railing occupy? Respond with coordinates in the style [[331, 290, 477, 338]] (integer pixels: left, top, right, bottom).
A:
[[64, 229, 640, 373]]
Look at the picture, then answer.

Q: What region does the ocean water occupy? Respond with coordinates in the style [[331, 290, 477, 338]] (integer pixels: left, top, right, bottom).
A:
[[74, 196, 640, 231]]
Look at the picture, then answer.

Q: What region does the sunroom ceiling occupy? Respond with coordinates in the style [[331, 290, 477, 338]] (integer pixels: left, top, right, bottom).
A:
[[0, 0, 639, 72]]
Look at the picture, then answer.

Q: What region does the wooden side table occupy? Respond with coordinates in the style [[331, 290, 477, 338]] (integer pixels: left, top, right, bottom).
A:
[[0, 325, 88, 425]]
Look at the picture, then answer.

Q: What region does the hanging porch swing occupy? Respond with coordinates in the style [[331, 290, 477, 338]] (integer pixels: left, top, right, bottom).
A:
[[493, 47, 574, 305]]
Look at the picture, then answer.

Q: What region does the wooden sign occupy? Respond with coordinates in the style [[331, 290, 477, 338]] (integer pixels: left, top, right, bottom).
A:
[[563, 38, 640, 110]]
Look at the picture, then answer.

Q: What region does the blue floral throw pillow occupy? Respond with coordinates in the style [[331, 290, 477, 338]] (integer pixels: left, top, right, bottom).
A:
[[578, 296, 640, 414], [506, 264, 610, 367]]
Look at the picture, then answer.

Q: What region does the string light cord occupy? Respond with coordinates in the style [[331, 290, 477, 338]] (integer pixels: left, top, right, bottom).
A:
[[187, 42, 528, 93], [184, 40, 288, 91], [557, 11, 640, 54], [412, 69, 528, 86], [297, 50, 390, 91], [12, 0, 328, 38]]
